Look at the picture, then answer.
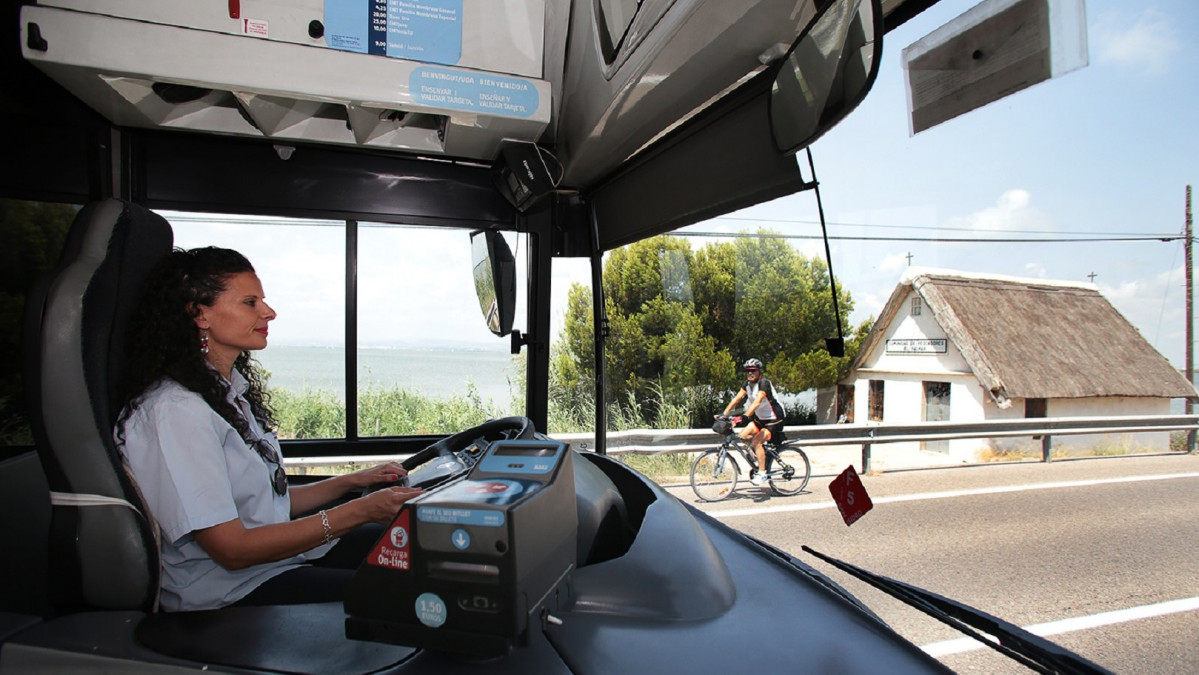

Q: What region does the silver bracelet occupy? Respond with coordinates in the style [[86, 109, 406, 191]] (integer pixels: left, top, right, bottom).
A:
[[318, 509, 332, 545]]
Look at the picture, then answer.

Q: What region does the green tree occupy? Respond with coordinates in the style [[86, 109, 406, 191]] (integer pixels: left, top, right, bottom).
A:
[[1, 199, 77, 444], [553, 231, 860, 429]]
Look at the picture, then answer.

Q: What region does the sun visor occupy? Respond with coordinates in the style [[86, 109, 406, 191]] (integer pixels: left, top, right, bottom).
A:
[[19, 2, 550, 161], [901, 0, 1087, 135]]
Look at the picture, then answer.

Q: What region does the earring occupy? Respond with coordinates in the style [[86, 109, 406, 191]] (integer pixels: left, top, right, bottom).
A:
[[199, 330, 210, 355]]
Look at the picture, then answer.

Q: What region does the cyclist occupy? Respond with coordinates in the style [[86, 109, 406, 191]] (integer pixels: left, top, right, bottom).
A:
[[719, 358, 786, 486]]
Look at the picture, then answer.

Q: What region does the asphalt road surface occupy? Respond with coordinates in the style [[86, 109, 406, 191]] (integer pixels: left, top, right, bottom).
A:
[[665, 453, 1199, 673]]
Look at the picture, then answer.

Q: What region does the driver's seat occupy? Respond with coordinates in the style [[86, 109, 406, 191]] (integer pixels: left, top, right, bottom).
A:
[[24, 199, 412, 672], [26, 199, 168, 613]]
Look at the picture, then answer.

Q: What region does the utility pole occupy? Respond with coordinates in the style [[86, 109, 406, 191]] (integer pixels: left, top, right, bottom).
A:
[[1187, 185, 1194, 419]]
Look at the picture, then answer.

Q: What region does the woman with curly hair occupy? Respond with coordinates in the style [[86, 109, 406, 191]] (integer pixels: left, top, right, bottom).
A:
[[115, 246, 420, 611]]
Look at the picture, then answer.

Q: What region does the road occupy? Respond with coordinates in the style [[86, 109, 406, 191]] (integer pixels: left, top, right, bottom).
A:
[[663, 453, 1199, 673]]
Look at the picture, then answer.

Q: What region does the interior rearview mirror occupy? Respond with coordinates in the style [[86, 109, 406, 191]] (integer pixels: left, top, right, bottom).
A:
[[770, 0, 883, 153], [470, 230, 517, 337]]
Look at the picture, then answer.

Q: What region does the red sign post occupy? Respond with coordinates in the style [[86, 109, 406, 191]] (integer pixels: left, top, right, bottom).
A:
[[829, 465, 873, 526]]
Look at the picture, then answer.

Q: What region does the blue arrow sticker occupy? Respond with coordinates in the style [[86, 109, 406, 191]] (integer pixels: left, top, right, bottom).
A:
[[451, 528, 471, 550]]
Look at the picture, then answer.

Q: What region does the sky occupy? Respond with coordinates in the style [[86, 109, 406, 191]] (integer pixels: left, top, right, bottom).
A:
[[702, 0, 1198, 368], [172, 0, 1198, 368]]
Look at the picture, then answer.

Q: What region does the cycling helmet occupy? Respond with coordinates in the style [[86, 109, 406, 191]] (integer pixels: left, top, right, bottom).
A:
[[742, 358, 763, 371]]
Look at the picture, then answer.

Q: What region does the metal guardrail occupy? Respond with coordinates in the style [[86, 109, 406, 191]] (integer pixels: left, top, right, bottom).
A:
[[555, 414, 1199, 474], [289, 415, 1199, 475]]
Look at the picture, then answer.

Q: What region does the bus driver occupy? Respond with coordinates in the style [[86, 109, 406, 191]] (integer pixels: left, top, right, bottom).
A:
[[114, 246, 422, 611]]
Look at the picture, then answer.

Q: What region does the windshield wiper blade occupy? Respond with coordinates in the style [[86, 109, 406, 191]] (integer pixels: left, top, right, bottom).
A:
[[802, 546, 1112, 674]]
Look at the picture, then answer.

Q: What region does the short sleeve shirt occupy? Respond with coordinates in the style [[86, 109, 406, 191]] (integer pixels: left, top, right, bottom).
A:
[[118, 370, 331, 611], [745, 379, 779, 421]]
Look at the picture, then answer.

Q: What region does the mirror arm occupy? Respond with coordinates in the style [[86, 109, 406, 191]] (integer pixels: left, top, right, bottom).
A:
[[510, 330, 541, 355], [807, 148, 846, 357]]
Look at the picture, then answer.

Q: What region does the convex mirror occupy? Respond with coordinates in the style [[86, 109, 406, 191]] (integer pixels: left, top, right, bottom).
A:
[[770, 0, 883, 153], [470, 230, 517, 337]]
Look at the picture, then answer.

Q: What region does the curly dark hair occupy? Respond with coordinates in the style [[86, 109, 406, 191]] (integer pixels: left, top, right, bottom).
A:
[[115, 246, 276, 444]]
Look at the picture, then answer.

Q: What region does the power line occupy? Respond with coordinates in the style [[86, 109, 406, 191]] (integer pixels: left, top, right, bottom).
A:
[[712, 214, 1180, 238], [676, 230, 1186, 244]]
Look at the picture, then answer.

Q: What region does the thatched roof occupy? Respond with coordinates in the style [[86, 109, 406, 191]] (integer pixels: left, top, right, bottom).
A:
[[853, 269, 1197, 403]]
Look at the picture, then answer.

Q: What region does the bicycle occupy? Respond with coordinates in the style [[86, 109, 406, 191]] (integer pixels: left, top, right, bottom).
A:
[[690, 415, 811, 501]]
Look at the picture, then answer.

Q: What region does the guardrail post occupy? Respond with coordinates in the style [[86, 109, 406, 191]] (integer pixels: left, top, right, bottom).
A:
[[1041, 435, 1053, 462], [862, 443, 872, 474]]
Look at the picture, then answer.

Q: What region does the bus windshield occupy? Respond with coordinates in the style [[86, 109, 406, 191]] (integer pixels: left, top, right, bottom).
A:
[[2, 0, 1196, 672]]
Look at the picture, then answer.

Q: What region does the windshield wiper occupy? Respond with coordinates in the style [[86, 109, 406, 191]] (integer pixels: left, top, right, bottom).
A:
[[802, 546, 1112, 674]]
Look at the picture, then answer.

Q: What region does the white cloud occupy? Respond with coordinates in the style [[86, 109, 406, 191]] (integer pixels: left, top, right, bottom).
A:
[[879, 252, 910, 274], [1022, 262, 1048, 278], [943, 188, 1052, 235], [1092, 8, 1180, 75], [1098, 264, 1186, 365], [855, 291, 887, 323]]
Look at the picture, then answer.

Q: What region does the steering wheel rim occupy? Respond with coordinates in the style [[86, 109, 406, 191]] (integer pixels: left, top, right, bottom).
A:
[[400, 416, 536, 472]]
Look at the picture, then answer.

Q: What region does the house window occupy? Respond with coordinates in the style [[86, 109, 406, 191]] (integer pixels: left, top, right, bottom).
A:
[[1025, 398, 1047, 418], [923, 381, 950, 422], [868, 380, 884, 421], [911, 296, 922, 316], [836, 384, 855, 423], [923, 381, 951, 453]]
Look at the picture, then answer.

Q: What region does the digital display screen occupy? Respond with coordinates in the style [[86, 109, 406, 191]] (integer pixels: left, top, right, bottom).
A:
[[477, 441, 565, 475], [493, 445, 559, 457]]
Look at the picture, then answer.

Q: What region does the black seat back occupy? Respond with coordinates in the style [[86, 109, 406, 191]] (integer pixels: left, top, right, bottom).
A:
[[26, 199, 173, 612]]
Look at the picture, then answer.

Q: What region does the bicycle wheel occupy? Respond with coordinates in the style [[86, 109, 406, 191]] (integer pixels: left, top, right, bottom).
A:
[[768, 446, 811, 496], [690, 449, 738, 501]]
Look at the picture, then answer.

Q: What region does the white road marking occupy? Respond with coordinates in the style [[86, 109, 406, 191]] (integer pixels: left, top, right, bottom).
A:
[[704, 472, 1199, 519], [920, 596, 1199, 657]]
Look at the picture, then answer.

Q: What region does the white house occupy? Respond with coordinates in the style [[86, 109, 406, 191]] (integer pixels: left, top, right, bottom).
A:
[[822, 268, 1197, 461]]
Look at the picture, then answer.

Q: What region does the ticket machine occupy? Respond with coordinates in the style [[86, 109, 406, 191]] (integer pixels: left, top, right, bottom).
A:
[[345, 439, 576, 657]]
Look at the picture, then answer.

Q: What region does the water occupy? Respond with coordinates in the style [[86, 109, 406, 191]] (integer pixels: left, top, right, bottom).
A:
[[254, 346, 521, 404]]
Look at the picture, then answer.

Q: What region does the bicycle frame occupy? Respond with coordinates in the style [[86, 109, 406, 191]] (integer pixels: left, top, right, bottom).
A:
[[690, 428, 811, 502], [720, 432, 787, 474]]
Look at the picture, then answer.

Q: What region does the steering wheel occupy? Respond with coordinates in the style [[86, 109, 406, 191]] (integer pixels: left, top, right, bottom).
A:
[[400, 416, 536, 490]]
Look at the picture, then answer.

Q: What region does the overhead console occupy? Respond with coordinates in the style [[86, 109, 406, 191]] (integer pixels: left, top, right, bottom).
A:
[[19, 1, 551, 161]]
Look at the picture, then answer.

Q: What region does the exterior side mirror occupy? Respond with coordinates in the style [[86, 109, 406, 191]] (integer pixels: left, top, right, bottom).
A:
[[769, 0, 883, 153], [470, 230, 517, 337]]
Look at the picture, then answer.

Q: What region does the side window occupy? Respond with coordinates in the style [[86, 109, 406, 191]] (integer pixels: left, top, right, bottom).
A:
[[168, 213, 348, 440], [0, 199, 78, 448], [597, 0, 642, 63], [168, 214, 526, 441], [548, 257, 594, 436], [356, 224, 524, 436]]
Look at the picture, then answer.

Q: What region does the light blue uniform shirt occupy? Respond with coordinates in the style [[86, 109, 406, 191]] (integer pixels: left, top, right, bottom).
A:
[[118, 370, 331, 611]]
